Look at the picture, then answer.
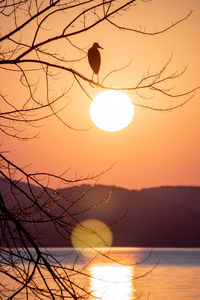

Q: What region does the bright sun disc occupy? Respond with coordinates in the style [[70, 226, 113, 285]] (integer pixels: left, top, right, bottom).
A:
[[71, 219, 113, 257], [90, 91, 134, 132]]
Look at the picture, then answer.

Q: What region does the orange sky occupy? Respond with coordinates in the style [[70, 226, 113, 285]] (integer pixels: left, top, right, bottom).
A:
[[1, 0, 200, 189]]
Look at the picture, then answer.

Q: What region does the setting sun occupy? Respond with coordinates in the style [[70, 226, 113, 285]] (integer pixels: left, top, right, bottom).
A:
[[90, 90, 134, 132], [71, 219, 113, 257]]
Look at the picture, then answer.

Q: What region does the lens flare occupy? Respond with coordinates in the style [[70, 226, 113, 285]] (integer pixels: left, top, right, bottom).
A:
[[71, 219, 113, 257]]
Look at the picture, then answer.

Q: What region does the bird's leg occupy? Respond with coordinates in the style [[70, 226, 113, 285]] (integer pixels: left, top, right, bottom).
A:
[[89, 72, 95, 87]]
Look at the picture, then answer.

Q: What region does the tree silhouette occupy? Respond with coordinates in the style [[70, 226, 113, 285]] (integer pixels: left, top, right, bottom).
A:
[[0, 0, 199, 298]]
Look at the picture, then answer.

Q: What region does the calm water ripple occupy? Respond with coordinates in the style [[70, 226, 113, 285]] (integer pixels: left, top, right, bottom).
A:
[[1, 247, 200, 299]]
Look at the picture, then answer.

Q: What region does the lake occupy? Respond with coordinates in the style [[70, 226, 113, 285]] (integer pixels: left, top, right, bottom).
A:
[[1, 247, 200, 299]]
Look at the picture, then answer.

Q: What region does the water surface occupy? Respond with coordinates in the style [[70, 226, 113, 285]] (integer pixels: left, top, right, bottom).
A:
[[1, 247, 200, 299]]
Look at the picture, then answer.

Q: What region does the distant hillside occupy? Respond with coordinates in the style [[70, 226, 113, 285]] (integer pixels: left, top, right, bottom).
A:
[[1, 179, 200, 247]]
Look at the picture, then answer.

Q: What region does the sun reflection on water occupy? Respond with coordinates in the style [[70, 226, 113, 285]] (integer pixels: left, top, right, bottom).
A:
[[90, 264, 135, 300]]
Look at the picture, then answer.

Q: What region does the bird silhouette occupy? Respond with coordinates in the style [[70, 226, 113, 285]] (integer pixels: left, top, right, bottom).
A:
[[88, 42, 103, 82]]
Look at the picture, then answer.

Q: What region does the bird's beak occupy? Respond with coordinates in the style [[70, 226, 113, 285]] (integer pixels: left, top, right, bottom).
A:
[[99, 45, 103, 49]]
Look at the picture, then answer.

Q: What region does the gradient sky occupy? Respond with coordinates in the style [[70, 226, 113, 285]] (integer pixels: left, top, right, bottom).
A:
[[1, 0, 200, 189]]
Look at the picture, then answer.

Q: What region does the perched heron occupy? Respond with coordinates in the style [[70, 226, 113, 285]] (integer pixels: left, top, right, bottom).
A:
[[88, 42, 103, 82]]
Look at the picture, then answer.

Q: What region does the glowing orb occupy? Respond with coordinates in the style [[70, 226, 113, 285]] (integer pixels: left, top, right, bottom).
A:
[[71, 219, 113, 257], [90, 90, 134, 132]]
